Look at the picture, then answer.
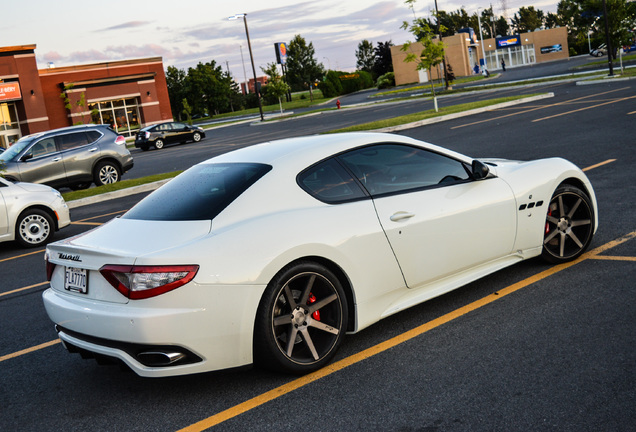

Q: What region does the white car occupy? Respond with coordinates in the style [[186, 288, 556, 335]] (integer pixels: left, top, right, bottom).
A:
[[0, 176, 71, 247], [42, 133, 597, 377]]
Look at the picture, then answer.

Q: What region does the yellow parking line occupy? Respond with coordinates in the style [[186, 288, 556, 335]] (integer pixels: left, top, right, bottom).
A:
[[532, 95, 636, 122], [0, 340, 60, 363], [451, 87, 627, 129], [590, 255, 636, 262], [71, 221, 103, 226], [178, 231, 636, 432], [0, 281, 48, 299], [583, 159, 616, 171], [0, 249, 45, 263]]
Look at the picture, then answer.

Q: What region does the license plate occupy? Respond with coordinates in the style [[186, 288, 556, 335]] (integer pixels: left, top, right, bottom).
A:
[[65, 267, 88, 294]]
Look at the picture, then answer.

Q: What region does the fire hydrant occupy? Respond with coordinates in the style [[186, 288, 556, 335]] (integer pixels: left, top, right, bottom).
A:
[[336, 99, 341, 109]]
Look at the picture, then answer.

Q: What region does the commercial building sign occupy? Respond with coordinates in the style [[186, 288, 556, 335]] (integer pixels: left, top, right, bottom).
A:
[[274, 42, 287, 65], [540, 44, 563, 54], [0, 81, 21, 102], [496, 35, 521, 49]]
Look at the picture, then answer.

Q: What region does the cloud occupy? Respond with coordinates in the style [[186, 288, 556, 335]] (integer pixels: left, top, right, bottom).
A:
[[97, 21, 153, 32]]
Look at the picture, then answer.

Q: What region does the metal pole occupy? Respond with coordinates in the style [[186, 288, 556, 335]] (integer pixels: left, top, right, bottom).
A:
[[602, 0, 614, 76], [477, 10, 488, 73], [241, 15, 264, 120], [239, 45, 249, 94]]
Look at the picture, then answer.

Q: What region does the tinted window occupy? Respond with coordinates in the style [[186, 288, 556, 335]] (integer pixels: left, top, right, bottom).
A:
[[298, 158, 367, 203], [29, 138, 57, 158], [338, 144, 470, 196], [123, 163, 271, 221], [86, 130, 103, 144], [57, 132, 90, 150]]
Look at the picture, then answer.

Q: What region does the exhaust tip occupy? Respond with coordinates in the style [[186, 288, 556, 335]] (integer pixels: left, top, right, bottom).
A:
[[137, 351, 186, 367]]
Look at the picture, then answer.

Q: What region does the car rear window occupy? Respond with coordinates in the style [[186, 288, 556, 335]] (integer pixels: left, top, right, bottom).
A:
[[123, 163, 271, 221]]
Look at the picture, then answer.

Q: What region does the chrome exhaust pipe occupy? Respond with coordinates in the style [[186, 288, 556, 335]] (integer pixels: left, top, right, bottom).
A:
[[137, 351, 186, 366]]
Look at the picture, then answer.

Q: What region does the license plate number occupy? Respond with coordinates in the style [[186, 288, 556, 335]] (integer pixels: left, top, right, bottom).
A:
[[65, 267, 88, 294]]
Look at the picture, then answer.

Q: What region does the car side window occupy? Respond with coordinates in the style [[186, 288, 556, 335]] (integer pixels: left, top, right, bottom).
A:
[[173, 122, 187, 129], [298, 158, 367, 204], [337, 144, 471, 197], [57, 132, 90, 151], [28, 138, 57, 158], [86, 130, 103, 144]]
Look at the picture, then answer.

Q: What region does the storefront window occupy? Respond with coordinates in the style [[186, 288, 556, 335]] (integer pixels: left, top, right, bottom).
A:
[[485, 44, 535, 70], [88, 98, 141, 137], [0, 103, 21, 149]]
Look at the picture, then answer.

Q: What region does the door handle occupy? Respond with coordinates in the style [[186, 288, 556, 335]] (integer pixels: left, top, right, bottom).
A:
[[88, 147, 98, 152], [390, 212, 415, 222], [52, 157, 62, 162]]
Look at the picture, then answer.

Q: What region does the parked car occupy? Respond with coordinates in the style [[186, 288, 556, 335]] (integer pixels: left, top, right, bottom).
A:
[[43, 133, 597, 377], [590, 43, 607, 57], [134, 122, 205, 151], [0, 176, 70, 247], [0, 124, 133, 190]]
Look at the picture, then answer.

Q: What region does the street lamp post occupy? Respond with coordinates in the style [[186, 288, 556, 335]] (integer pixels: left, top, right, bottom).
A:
[[477, 8, 488, 74], [229, 13, 264, 121]]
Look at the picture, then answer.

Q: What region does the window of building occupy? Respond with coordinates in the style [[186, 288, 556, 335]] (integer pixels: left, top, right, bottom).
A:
[[89, 98, 141, 137]]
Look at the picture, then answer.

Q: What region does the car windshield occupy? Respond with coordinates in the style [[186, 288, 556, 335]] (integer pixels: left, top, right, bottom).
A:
[[123, 163, 272, 221], [0, 137, 35, 161]]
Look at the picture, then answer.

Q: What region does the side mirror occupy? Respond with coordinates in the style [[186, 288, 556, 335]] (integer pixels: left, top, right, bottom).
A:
[[20, 153, 33, 162], [471, 160, 490, 180]]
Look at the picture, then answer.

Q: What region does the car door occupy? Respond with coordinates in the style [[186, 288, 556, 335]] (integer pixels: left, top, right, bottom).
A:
[[338, 144, 517, 289], [171, 122, 190, 143], [15, 137, 66, 186], [57, 131, 99, 183]]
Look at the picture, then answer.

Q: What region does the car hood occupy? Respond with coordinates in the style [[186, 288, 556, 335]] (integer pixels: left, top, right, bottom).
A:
[[14, 181, 58, 194], [48, 217, 212, 266]]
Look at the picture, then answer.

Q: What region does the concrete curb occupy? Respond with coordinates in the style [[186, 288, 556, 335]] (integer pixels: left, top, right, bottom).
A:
[[372, 92, 555, 133]]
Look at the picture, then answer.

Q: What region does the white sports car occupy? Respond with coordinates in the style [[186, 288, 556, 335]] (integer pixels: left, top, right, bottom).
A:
[[42, 133, 597, 377], [0, 176, 71, 247]]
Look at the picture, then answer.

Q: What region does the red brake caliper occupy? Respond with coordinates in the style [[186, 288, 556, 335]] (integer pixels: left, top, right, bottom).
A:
[[545, 208, 552, 234], [308, 293, 321, 321]]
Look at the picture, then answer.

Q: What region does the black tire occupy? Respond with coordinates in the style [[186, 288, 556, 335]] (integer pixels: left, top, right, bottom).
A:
[[93, 161, 121, 186], [254, 261, 348, 374], [154, 139, 164, 149], [541, 184, 594, 263], [192, 132, 202, 142], [15, 208, 54, 247]]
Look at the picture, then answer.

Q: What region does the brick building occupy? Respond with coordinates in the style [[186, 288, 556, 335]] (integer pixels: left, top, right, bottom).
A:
[[0, 44, 172, 149]]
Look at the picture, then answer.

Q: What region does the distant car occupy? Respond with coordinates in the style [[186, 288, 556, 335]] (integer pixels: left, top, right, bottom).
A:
[[0, 124, 134, 190], [0, 176, 70, 247], [42, 133, 597, 377], [590, 44, 607, 57], [134, 122, 205, 151]]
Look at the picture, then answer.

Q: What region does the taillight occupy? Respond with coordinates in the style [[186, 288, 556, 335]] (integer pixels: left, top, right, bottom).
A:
[[99, 265, 199, 299], [45, 257, 56, 282], [115, 135, 126, 145], [144, 131, 151, 139]]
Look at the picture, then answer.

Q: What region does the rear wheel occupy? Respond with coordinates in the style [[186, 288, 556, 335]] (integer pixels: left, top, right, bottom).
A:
[[254, 261, 348, 374], [16, 209, 54, 247], [154, 139, 164, 149], [542, 185, 594, 263], [94, 161, 121, 186]]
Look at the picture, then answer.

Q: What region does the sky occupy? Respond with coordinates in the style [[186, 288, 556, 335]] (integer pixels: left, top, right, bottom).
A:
[[4, 0, 557, 82]]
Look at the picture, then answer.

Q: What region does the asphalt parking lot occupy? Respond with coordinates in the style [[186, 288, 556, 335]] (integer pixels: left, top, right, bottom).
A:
[[1, 76, 635, 431]]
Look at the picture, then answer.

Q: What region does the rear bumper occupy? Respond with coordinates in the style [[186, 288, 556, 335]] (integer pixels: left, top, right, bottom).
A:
[[42, 282, 266, 377]]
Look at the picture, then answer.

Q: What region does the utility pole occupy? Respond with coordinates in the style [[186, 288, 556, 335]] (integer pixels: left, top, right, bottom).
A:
[[602, 0, 614, 76]]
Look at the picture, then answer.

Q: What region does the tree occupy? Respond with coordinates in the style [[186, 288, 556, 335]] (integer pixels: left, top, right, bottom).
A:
[[261, 63, 291, 115], [356, 40, 375, 72], [372, 41, 394, 78], [184, 61, 234, 116], [286, 34, 325, 100], [401, 15, 446, 99], [166, 66, 187, 121], [512, 6, 546, 33]]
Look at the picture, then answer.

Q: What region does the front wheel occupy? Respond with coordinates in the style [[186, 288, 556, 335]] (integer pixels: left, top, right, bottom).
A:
[[542, 185, 594, 263], [192, 132, 202, 142], [16, 209, 54, 247], [254, 261, 348, 374]]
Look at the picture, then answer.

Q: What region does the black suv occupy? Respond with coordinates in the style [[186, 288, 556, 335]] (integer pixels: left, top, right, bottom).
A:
[[0, 124, 133, 190], [135, 122, 205, 151]]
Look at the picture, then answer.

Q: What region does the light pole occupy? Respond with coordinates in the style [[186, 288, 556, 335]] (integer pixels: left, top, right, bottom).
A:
[[229, 13, 264, 121], [477, 8, 488, 73]]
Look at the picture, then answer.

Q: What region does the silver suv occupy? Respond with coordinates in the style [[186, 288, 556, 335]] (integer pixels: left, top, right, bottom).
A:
[[0, 125, 134, 190]]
